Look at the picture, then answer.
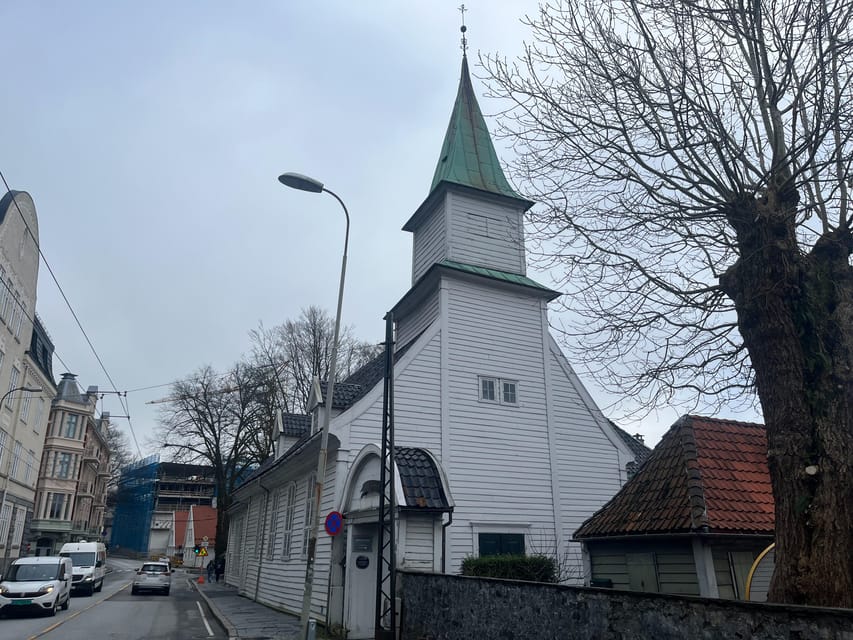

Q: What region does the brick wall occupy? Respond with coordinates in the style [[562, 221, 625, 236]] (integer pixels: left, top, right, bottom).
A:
[[399, 571, 853, 639]]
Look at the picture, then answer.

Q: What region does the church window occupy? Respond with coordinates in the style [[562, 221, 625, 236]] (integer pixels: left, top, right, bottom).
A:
[[478, 532, 525, 557], [502, 381, 518, 404], [479, 377, 497, 402], [301, 473, 317, 558], [479, 376, 518, 406]]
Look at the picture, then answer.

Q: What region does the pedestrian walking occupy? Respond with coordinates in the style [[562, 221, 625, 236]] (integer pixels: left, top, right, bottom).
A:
[[206, 560, 215, 582], [214, 557, 225, 583]]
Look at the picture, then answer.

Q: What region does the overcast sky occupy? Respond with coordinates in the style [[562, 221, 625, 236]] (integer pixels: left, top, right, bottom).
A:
[[1, 1, 720, 457]]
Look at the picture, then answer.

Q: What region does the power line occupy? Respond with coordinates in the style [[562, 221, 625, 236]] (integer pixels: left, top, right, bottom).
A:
[[0, 172, 142, 457]]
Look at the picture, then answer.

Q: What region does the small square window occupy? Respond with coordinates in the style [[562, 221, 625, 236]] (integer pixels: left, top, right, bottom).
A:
[[502, 381, 517, 404], [479, 377, 497, 402]]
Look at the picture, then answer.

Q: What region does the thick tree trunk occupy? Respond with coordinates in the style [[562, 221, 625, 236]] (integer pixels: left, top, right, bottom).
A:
[[721, 192, 853, 607], [215, 481, 231, 558]]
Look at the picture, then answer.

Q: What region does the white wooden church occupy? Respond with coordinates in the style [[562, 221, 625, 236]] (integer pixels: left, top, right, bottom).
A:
[[226, 52, 641, 639]]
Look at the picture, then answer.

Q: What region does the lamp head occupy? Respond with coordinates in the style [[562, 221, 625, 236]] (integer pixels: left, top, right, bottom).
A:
[[278, 172, 324, 193]]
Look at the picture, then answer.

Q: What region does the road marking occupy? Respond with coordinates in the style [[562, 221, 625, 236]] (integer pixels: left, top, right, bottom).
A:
[[27, 583, 130, 640], [196, 600, 215, 636]]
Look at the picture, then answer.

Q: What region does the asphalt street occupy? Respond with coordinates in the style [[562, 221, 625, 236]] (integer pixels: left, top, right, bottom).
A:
[[0, 557, 226, 640]]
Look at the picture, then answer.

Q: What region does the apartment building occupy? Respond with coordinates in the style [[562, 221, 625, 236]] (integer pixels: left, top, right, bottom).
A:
[[0, 191, 57, 575], [29, 373, 112, 555]]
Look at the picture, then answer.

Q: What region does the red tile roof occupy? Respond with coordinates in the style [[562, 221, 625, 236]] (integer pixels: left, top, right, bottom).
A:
[[190, 505, 217, 544], [574, 415, 774, 539]]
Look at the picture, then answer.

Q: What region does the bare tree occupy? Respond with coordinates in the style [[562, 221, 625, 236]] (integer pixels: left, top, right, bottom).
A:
[[155, 365, 264, 556], [249, 306, 381, 414], [485, 0, 853, 606], [103, 422, 132, 509]]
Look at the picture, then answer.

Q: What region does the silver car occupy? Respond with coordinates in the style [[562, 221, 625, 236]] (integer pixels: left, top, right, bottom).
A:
[[130, 562, 171, 595]]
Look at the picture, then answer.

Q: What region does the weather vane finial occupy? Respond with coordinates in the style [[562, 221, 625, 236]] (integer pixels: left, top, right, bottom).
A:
[[459, 4, 468, 55]]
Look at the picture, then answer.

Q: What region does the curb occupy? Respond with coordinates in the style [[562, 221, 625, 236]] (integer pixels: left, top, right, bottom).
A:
[[189, 578, 240, 640]]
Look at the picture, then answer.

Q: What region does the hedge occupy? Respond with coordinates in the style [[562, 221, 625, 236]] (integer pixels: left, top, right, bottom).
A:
[[460, 554, 557, 583]]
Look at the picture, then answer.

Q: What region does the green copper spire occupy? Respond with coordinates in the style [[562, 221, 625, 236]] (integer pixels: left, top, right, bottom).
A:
[[430, 55, 525, 201]]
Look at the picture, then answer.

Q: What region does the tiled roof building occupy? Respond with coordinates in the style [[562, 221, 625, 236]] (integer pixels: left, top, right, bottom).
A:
[[575, 415, 774, 600]]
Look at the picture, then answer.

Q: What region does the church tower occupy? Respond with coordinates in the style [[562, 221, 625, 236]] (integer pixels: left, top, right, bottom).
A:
[[403, 54, 535, 284]]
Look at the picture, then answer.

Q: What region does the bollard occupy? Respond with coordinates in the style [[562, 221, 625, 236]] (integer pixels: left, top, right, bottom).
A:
[[306, 618, 316, 640]]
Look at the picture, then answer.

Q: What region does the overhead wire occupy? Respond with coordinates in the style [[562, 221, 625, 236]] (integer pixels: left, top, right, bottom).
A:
[[0, 170, 142, 457]]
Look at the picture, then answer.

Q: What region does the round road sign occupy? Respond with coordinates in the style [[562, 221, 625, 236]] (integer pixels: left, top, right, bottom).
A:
[[324, 511, 344, 536]]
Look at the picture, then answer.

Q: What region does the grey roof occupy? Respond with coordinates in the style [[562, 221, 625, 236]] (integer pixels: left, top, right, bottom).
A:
[[318, 341, 416, 412], [55, 373, 87, 404], [318, 381, 364, 409], [609, 421, 652, 464], [28, 314, 56, 386], [281, 413, 311, 438], [395, 447, 451, 511]]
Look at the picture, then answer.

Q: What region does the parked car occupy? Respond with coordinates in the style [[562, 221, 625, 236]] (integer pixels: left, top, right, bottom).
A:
[[0, 556, 72, 616], [59, 540, 107, 596], [131, 562, 171, 595]]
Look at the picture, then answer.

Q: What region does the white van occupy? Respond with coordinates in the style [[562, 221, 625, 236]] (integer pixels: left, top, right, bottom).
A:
[[0, 556, 72, 616], [59, 540, 106, 596]]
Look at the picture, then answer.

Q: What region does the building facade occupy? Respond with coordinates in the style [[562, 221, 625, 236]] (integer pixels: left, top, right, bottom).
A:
[[226, 53, 640, 638], [29, 373, 112, 554], [111, 459, 215, 555], [0, 191, 57, 574], [575, 415, 775, 601]]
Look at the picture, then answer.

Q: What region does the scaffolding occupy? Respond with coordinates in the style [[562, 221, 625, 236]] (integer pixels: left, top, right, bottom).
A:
[[110, 454, 159, 553]]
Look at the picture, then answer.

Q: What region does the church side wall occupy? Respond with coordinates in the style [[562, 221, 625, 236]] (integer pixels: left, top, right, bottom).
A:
[[347, 330, 443, 457], [400, 514, 437, 572], [447, 191, 525, 275], [412, 199, 446, 283], [549, 344, 627, 580], [444, 278, 556, 572], [396, 287, 439, 348], [228, 458, 338, 619]]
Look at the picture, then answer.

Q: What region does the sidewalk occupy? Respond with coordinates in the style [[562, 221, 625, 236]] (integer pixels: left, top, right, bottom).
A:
[[190, 575, 328, 640]]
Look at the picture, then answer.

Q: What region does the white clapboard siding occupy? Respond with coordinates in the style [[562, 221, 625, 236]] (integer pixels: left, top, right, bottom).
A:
[[412, 198, 446, 283], [248, 463, 338, 616], [226, 510, 245, 588], [548, 343, 626, 542], [447, 191, 525, 275], [403, 515, 436, 571], [347, 331, 443, 456], [396, 287, 439, 348], [241, 496, 262, 597], [444, 279, 555, 569]]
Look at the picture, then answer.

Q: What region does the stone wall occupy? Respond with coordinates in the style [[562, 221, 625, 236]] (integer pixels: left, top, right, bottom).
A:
[[399, 571, 853, 639]]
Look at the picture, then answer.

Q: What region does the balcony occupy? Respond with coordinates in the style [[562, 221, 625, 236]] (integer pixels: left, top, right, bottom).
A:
[[82, 449, 99, 463], [29, 518, 73, 533]]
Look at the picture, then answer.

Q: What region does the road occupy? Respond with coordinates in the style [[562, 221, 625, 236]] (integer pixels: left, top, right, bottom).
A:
[[0, 557, 226, 640]]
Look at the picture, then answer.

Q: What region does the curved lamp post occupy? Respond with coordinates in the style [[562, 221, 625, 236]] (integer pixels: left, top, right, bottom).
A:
[[278, 172, 349, 639], [0, 385, 44, 574]]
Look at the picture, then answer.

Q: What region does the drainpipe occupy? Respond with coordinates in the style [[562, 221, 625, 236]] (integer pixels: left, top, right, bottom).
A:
[[441, 510, 453, 573], [255, 479, 270, 602]]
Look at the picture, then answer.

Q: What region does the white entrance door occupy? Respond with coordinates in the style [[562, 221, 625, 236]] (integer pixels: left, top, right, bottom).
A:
[[346, 524, 377, 639]]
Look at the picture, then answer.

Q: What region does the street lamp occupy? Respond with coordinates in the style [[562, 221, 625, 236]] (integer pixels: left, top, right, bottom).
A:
[[0, 385, 44, 574], [278, 172, 349, 639]]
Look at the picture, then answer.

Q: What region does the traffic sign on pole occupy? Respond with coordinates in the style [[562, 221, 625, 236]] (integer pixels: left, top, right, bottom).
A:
[[324, 511, 344, 536]]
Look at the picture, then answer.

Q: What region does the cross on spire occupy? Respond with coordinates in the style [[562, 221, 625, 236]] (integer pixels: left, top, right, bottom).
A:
[[459, 4, 468, 55]]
